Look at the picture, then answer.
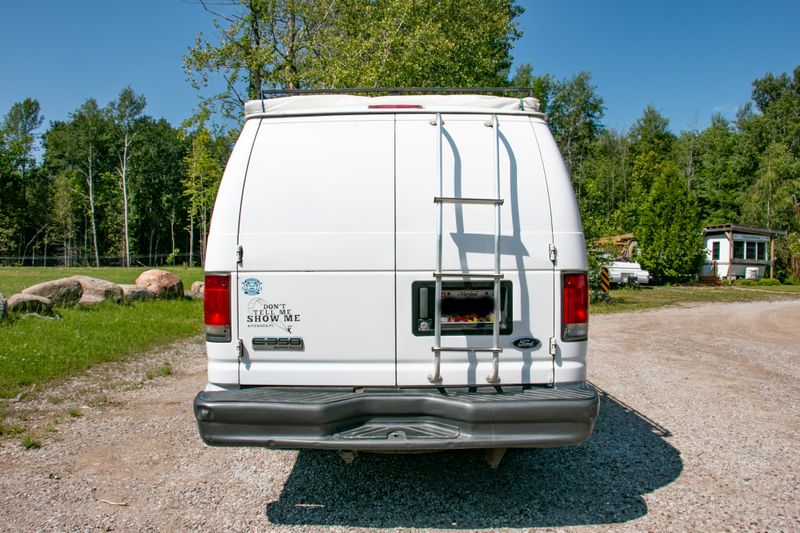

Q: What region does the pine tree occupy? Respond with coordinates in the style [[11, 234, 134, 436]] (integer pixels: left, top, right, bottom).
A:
[[637, 161, 706, 282]]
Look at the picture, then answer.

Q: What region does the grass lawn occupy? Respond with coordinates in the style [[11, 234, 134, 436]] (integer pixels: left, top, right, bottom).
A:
[[590, 284, 800, 314], [0, 267, 204, 399]]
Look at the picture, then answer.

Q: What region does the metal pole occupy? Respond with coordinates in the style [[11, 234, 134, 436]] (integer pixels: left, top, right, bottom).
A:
[[489, 114, 501, 384], [430, 113, 444, 383]]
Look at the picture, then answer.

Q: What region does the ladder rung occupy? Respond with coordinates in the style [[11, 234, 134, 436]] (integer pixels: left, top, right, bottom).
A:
[[434, 196, 504, 205], [433, 272, 503, 280], [432, 347, 503, 353]]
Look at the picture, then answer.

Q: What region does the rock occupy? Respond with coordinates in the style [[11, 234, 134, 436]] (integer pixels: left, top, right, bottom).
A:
[[135, 269, 184, 299], [186, 281, 205, 300], [22, 278, 83, 307], [68, 276, 124, 307], [7, 293, 53, 314], [119, 284, 153, 302], [0, 292, 6, 321]]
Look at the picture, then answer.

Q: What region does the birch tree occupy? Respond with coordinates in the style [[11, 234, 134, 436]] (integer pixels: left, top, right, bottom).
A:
[[108, 87, 146, 267], [72, 99, 108, 266], [182, 123, 222, 266]]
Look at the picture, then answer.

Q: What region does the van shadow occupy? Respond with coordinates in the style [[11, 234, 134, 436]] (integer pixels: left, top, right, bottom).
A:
[[265, 391, 682, 528]]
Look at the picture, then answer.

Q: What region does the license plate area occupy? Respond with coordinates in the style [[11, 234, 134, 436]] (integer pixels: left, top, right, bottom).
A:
[[411, 280, 512, 336]]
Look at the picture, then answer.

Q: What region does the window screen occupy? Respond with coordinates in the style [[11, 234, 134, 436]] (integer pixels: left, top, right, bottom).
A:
[[733, 241, 744, 259], [746, 241, 757, 260]]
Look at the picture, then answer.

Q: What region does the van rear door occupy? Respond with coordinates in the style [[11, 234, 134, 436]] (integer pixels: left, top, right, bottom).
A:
[[395, 113, 556, 386], [235, 115, 396, 386]]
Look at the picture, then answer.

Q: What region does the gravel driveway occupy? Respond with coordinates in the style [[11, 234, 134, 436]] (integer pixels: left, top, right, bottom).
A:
[[1, 300, 798, 531]]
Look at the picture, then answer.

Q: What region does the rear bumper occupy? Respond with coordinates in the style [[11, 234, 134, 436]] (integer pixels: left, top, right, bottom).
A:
[[194, 383, 599, 450]]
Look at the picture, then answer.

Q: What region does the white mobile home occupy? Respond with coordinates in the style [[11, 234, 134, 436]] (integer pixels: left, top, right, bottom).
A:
[[702, 224, 786, 282]]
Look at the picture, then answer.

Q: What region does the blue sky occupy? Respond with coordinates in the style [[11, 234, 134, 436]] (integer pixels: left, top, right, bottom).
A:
[[1, 0, 798, 135]]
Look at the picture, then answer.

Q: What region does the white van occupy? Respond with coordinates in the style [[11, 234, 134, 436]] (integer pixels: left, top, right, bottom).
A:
[[194, 92, 599, 458]]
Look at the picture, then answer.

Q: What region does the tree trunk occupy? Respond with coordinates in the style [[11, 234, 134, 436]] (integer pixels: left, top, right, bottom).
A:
[[169, 208, 176, 254], [188, 216, 194, 267], [249, 0, 263, 98], [121, 135, 132, 267], [87, 150, 100, 267]]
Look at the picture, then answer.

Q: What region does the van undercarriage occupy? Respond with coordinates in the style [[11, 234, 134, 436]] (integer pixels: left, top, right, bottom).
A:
[[194, 383, 599, 450]]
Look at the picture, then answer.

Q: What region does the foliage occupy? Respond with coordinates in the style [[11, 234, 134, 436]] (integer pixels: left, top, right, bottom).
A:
[[317, 0, 523, 89], [1, 91, 221, 267], [735, 277, 781, 286], [185, 0, 523, 118], [636, 161, 705, 282], [182, 118, 222, 266], [21, 435, 41, 449]]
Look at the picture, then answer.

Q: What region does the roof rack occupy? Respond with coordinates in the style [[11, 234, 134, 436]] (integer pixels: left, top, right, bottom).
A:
[[260, 87, 534, 98]]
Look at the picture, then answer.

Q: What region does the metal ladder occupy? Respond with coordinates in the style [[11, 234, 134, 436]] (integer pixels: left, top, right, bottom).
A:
[[429, 113, 504, 385]]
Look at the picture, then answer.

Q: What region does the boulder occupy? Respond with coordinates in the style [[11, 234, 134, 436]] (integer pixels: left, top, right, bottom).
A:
[[22, 277, 83, 307], [0, 292, 6, 321], [7, 293, 53, 314], [68, 275, 124, 307], [186, 281, 205, 300], [135, 269, 184, 299], [119, 284, 153, 302]]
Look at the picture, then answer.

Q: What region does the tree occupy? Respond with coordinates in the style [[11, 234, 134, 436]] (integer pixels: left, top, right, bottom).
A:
[[185, 0, 524, 118], [743, 142, 799, 231], [682, 114, 748, 225], [629, 105, 675, 162], [108, 87, 146, 267], [546, 71, 605, 178], [0, 128, 20, 256], [131, 118, 188, 265], [637, 161, 705, 282], [182, 122, 222, 266], [749, 66, 800, 157], [44, 99, 114, 266], [577, 129, 631, 239], [1, 98, 49, 263], [1, 98, 43, 180], [317, 0, 523, 88], [511, 63, 554, 112]]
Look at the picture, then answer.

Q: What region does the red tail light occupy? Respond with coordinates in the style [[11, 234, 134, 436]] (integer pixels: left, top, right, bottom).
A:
[[204, 274, 231, 342], [562, 272, 588, 341]]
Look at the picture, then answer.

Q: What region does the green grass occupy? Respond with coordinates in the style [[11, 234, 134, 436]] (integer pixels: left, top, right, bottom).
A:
[[146, 362, 174, 380], [21, 435, 41, 449], [0, 266, 203, 296], [590, 284, 800, 315], [0, 298, 202, 399]]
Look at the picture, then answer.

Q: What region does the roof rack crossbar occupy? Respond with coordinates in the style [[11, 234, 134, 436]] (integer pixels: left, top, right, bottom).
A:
[[259, 87, 534, 98]]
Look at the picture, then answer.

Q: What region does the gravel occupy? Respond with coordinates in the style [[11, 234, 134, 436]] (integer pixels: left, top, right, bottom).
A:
[[1, 300, 799, 531]]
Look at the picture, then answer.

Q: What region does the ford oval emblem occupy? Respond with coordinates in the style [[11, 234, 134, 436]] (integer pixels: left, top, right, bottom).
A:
[[511, 337, 541, 350]]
